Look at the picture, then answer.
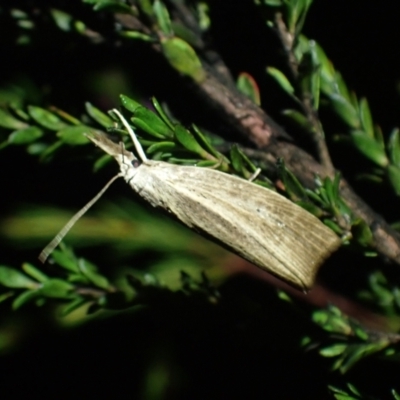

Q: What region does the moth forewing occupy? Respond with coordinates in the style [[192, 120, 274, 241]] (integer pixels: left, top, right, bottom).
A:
[[87, 130, 341, 290]]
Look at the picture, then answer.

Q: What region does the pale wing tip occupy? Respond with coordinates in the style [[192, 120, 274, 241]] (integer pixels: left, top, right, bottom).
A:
[[85, 131, 134, 161], [297, 233, 342, 291]]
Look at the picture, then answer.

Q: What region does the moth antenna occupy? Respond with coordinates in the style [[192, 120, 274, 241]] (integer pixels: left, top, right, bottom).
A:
[[39, 173, 122, 263], [111, 109, 148, 162], [120, 141, 125, 164], [248, 168, 261, 182]]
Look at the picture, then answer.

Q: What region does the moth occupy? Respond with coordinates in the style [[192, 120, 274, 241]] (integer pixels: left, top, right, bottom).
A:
[[40, 109, 341, 290]]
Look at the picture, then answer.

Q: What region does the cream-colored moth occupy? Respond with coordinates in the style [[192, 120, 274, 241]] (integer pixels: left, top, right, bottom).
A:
[[40, 109, 341, 290]]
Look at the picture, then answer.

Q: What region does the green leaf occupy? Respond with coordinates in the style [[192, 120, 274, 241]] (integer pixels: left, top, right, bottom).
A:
[[236, 72, 261, 105], [229, 145, 258, 178], [196, 160, 220, 168], [8, 126, 43, 144], [0, 108, 28, 129], [282, 109, 311, 131], [85, 102, 114, 128], [28, 106, 67, 130], [373, 124, 385, 149], [22, 263, 49, 283], [351, 130, 388, 167], [329, 94, 359, 129], [12, 289, 40, 310], [39, 140, 63, 161], [61, 297, 88, 316], [315, 42, 336, 87], [153, 0, 173, 34], [197, 2, 211, 30], [147, 141, 176, 154], [359, 98, 374, 138], [388, 128, 400, 167], [132, 106, 174, 139], [319, 343, 347, 357], [332, 72, 352, 102], [39, 279, 74, 299], [0, 291, 14, 303], [322, 219, 342, 235], [266, 67, 295, 95], [78, 259, 110, 290], [151, 97, 175, 130], [174, 124, 206, 155], [276, 159, 307, 201], [93, 153, 112, 172], [263, 0, 282, 5], [93, 1, 133, 12], [293, 34, 310, 64], [387, 164, 400, 196], [0, 266, 39, 289], [351, 218, 373, 247], [50, 8, 73, 31], [57, 125, 91, 145], [339, 341, 389, 373], [392, 389, 400, 400], [311, 66, 321, 110], [230, 144, 246, 174], [347, 383, 361, 397], [296, 201, 324, 218], [191, 124, 225, 161], [51, 249, 79, 273], [119, 30, 154, 41], [161, 37, 206, 82], [120, 94, 142, 113]]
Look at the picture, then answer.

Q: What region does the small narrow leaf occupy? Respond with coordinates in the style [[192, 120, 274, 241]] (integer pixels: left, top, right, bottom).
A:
[[12, 289, 40, 310], [51, 249, 79, 273], [120, 94, 141, 113], [319, 344, 347, 357], [0, 108, 28, 130], [85, 102, 114, 128], [0, 266, 38, 289], [191, 124, 224, 160], [161, 37, 206, 82], [153, 0, 173, 34], [351, 130, 388, 167], [79, 259, 110, 290], [237, 72, 261, 105], [276, 159, 307, 201], [174, 124, 207, 155], [351, 218, 374, 247], [282, 109, 311, 131], [119, 30, 154, 41], [388, 128, 400, 167], [151, 97, 175, 130], [330, 94, 360, 129], [146, 141, 176, 154], [8, 126, 43, 144], [230, 145, 246, 174], [266, 67, 295, 95], [50, 8, 73, 31], [132, 106, 174, 138], [387, 164, 400, 196], [28, 106, 67, 130], [22, 263, 49, 283], [40, 279, 74, 299], [61, 297, 88, 316], [57, 125, 91, 145], [359, 98, 374, 138]]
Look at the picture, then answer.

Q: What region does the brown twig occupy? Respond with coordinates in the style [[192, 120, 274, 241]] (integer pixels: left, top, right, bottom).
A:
[[114, 9, 400, 266], [273, 13, 335, 173]]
